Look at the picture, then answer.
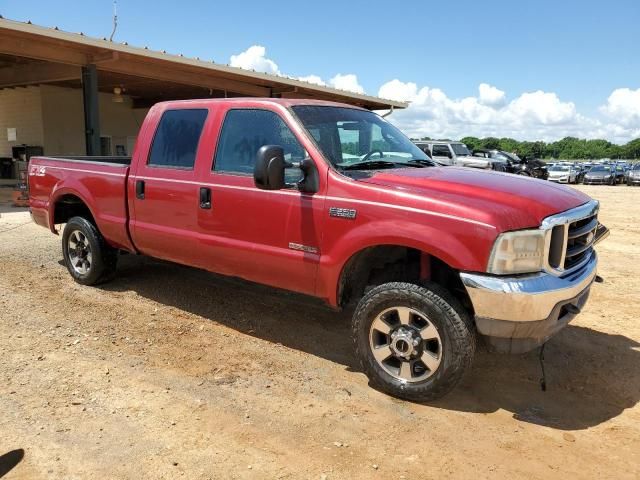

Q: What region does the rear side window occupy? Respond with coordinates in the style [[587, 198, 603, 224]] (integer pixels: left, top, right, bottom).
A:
[[431, 144, 452, 157], [213, 109, 306, 174], [148, 109, 208, 169]]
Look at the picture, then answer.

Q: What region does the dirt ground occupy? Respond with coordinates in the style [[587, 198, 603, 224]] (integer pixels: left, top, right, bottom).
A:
[[0, 184, 638, 479]]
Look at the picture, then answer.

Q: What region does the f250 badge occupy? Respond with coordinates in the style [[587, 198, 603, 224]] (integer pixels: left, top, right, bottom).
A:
[[30, 165, 46, 177], [329, 207, 357, 220]]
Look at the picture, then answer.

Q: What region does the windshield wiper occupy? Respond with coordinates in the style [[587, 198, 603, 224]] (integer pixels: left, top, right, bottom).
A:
[[406, 158, 437, 167], [341, 160, 403, 171]]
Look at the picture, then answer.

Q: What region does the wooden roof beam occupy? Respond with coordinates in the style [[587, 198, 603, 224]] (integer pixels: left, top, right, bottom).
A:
[[100, 57, 271, 97], [0, 62, 80, 87]]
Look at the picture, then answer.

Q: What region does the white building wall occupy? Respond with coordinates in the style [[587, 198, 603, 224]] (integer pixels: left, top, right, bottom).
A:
[[0, 86, 44, 157], [40, 85, 147, 156]]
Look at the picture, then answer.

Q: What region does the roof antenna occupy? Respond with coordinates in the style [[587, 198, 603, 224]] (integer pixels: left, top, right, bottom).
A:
[[109, 1, 118, 41]]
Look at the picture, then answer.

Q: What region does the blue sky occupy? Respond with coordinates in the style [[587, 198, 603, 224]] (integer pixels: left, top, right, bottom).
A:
[[2, 0, 639, 142]]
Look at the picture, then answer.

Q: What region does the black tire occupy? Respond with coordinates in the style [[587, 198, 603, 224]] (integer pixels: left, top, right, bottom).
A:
[[62, 216, 118, 285], [352, 282, 476, 402]]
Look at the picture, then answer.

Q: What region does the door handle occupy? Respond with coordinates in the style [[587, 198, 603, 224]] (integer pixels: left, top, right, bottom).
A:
[[136, 180, 145, 199], [199, 187, 212, 209]]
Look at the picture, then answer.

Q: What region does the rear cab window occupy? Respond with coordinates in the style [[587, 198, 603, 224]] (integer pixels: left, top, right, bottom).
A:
[[148, 109, 208, 169]]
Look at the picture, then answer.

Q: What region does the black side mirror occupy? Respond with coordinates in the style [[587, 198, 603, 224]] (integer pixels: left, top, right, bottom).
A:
[[254, 145, 319, 193], [254, 145, 287, 190]]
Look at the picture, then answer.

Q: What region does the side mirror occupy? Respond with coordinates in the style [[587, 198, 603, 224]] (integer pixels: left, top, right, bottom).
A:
[[254, 145, 319, 193], [254, 145, 286, 190]]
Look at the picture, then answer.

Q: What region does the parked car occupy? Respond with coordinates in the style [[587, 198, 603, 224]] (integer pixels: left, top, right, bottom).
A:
[[472, 149, 549, 179], [414, 141, 492, 169], [547, 165, 577, 184], [573, 164, 587, 183], [583, 165, 616, 185], [613, 165, 626, 184], [627, 163, 640, 186], [28, 98, 609, 401]]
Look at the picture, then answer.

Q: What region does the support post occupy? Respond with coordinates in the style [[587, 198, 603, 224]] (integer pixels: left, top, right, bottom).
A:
[[82, 65, 100, 155]]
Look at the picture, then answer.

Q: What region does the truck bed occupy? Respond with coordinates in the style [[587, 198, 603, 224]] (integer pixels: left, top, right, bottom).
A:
[[49, 156, 132, 166], [28, 155, 135, 251]]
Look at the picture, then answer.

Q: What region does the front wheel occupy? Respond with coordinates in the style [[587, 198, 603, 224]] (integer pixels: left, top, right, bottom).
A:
[[352, 282, 476, 402], [62, 216, 118, 285]]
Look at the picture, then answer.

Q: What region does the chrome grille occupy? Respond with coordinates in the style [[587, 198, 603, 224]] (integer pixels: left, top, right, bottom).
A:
[[564, 216, 598, 270], [542, 200, 600, 276]]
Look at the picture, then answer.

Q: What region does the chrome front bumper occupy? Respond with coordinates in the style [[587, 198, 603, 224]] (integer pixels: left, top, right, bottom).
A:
[[460, 251, 598, 353]]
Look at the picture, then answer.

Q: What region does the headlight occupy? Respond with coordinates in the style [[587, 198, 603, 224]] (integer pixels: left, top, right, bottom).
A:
[[487, 229, 546, 274]]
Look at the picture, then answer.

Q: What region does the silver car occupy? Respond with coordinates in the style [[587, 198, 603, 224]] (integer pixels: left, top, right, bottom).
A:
[[414, 141, 491, 169]]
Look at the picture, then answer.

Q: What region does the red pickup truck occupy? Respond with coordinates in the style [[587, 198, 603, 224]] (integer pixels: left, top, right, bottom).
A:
[[29, 98, 608, 400]]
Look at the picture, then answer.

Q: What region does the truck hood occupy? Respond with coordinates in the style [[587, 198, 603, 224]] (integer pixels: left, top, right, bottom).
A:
[[357, 167, 591, 231]]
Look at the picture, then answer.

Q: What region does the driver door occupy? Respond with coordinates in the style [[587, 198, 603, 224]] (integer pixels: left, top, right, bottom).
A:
[[194, 106, 326, 296]]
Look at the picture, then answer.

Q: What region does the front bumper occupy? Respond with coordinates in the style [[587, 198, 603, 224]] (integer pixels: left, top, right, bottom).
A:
[[548, 177, 570, 183], [583, 177, 610, 185], [460, 251, 598, 353], [628, 177, 640, 185]]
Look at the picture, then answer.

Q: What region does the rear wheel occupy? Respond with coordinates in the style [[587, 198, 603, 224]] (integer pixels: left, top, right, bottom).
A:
[[352, 282, 476, 402], [62, 216, 118, 285]]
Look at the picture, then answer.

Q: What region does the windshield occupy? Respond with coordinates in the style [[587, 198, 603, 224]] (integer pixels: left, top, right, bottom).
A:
[[549, 166, 570, 172], [291, 106, 431, 169], [451, 143, 471, 156], [633, 164, 640, 171], [590, 166, 611, 172]]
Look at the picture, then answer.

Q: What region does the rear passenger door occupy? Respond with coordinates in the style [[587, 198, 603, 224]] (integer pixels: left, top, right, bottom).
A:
[[196, 107, 325, 295], [431, 144, 454, 165], [129, 107, 209, 265]]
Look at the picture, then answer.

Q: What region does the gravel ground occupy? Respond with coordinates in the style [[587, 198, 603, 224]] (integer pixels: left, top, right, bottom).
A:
[[0, 185, 638, 479]]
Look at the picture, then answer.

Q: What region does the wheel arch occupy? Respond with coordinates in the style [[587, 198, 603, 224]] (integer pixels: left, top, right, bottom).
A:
[[333, 242, 475, 315], [49, 186, 98, 234]]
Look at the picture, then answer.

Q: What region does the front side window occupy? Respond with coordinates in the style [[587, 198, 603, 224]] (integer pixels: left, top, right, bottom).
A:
[[214, 109, 306, 174], [148, 109, 208, 168], [491, 151, 510, 162]]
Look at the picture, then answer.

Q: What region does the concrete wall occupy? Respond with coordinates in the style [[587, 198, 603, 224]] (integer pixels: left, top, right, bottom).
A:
[[0, 86, 44, 157]]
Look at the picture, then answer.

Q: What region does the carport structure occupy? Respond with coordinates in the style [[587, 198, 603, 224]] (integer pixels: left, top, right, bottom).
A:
[[0, 17, 405, 157]]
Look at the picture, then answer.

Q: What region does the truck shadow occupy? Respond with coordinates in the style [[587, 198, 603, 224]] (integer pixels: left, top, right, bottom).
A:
[[103, 255, 639, 431], [433, 328, 640, 430], [0, 449, 25, 478]]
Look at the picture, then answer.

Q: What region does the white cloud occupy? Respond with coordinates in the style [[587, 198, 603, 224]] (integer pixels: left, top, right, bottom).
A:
[[378, 79, 418, 102], [600, 87, 640, 128], [298, 75, 326, 86], [226, 44, 638, 143], [478, 83, 506, 106], [229, 45, 280, 75], [329, 73, 365, 94], [377, 79, 640, 143]]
